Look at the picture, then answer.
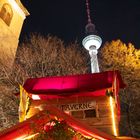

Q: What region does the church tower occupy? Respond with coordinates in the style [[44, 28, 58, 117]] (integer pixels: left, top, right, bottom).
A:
[[0, 0, 29, 65]]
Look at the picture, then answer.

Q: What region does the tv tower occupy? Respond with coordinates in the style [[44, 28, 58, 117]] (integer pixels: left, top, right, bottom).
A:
[[82, 0, 102, 73]]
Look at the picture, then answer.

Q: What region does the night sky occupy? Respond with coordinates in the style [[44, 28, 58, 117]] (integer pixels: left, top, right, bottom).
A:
[[21, 0, 140, 48]]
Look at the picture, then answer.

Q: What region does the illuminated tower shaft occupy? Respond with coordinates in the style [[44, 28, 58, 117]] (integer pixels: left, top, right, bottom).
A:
[[89, 48, 99, 73], [82, 0, 102, 73]]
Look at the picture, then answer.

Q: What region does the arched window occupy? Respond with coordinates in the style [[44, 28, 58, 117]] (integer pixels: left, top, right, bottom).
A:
[[0, 3, 13, 26]]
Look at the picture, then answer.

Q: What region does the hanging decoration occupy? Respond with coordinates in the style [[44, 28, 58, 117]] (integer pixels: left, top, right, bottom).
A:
[[28, 118, 97, 140]]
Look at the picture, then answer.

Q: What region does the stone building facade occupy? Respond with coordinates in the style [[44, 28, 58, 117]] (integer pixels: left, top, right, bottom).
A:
[[0, 0, 29, 65]]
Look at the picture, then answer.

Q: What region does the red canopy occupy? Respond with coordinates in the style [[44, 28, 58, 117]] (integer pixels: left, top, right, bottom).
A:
[[23, 70, 125, 97], [0, 104, 120, 140]]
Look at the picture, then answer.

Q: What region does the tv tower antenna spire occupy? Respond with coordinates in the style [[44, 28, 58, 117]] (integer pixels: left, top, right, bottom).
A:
[[82, 0, 102, 73], [86, 0, 92, 24]]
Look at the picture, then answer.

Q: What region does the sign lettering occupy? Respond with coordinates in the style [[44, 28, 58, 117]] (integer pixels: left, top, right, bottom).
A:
[[57, 101, 96, 111]]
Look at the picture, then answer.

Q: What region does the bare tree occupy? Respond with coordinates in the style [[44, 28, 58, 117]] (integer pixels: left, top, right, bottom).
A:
[[0, 34, 89, 131], [13, 34, 89, 89]]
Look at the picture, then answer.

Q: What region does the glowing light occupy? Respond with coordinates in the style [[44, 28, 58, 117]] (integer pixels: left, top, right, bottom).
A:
[[14, 133, 39, 140], [34, 105, 44, 111], [14, 135, 26, 140], [32, 94, 41, 100], [64, 111, 70, 115], [7, 0, 25, 18], [109, 96, 118, 136]]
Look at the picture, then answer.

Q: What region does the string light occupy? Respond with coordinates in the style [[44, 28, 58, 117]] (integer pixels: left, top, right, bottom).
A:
[[109, 96, 118, 136]]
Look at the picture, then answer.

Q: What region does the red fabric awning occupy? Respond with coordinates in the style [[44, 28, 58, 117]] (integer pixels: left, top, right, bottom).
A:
[[23, 70, 125, 96]]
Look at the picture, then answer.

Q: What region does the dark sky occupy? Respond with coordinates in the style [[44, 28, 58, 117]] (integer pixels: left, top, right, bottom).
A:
[[21, 0, 140, 48]]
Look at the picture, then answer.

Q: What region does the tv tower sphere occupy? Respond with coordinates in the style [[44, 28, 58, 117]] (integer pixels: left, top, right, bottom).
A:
[[82, 34, 102, 51]]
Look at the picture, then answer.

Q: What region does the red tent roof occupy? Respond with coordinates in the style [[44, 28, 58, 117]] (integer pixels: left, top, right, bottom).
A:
[[23, 70, 125, 95], [0, 104, 121, 140]]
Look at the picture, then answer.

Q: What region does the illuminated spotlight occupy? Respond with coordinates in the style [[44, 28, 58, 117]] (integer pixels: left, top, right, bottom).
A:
[[32, 94, 41, 100]]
